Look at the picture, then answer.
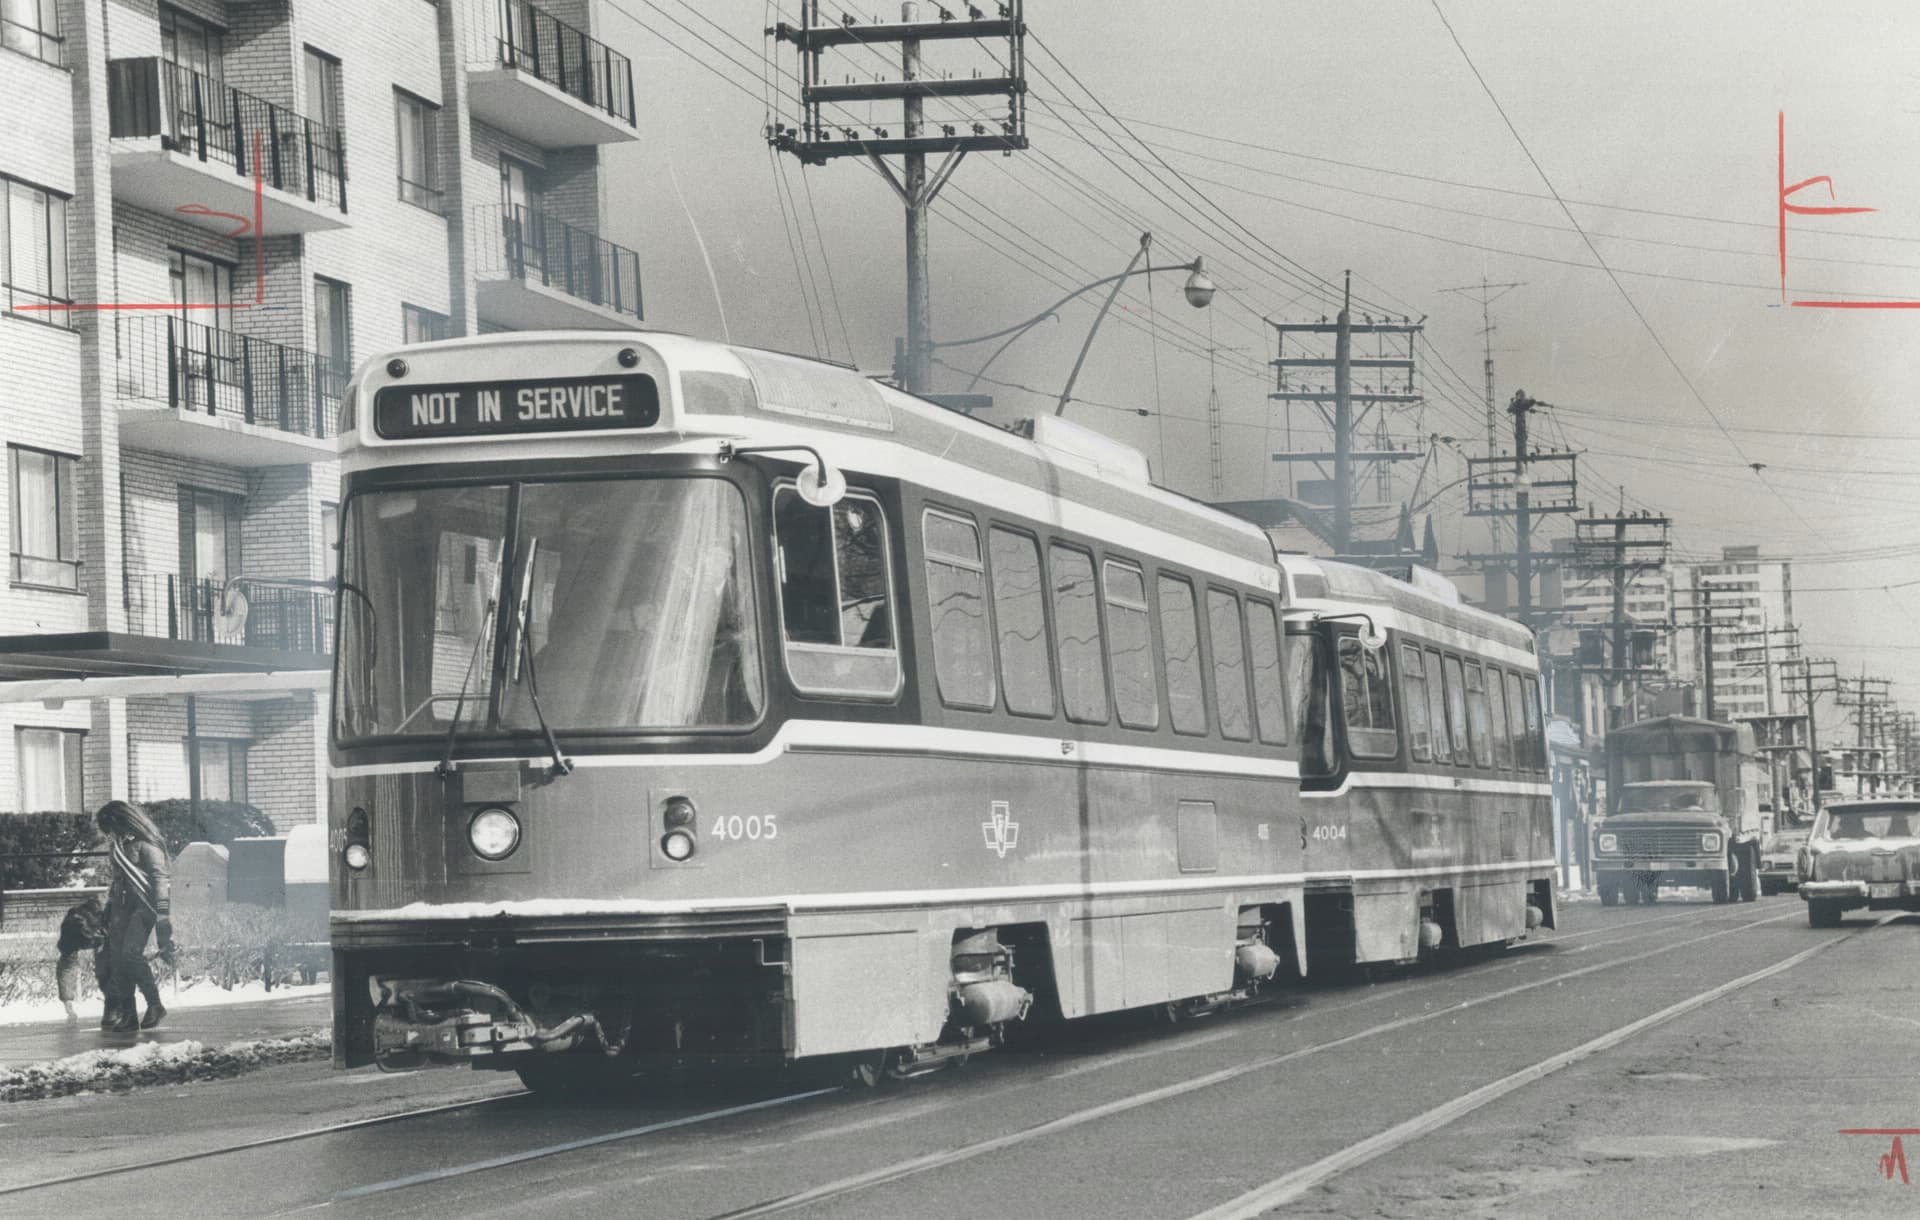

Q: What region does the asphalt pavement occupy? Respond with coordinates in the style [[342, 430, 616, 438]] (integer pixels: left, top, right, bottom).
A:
[[2, 892, 1914, 1218]]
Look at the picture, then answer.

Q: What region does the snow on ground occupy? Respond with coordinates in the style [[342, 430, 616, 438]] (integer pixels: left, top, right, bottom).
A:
[[0, 979, 328, 1027], [0, 1031, 328, 1102]]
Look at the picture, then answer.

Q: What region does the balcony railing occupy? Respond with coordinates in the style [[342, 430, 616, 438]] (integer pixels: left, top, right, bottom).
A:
[[475, 204, 643, 319], [489, 0, 635, 127], [124, 569, 333, 653], [108, 58, 348, 212], [117, 315, 345, 439]]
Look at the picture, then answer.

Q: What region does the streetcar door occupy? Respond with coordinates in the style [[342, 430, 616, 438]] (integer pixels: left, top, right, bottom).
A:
[[1286, 624, 1340, 791]]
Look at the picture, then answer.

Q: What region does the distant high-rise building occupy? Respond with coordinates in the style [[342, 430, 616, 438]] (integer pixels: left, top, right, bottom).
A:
[[1669, 545, 1794, 722]]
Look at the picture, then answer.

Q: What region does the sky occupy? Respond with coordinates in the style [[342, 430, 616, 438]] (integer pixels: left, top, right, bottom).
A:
[[588, 0, 1920, 699]]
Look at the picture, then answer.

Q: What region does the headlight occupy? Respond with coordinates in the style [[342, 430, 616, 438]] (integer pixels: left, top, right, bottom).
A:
[[468, 807, 521, 860], [1597, 833, 1618, 853], [343, 842, 371, 870], [343, 806, 371, 871], [1701, 832, 1722, 853], [660, 829, 696, 861]]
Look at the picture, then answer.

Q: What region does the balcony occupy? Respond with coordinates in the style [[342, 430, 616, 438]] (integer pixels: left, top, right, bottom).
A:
[[115, 316, 343, 466], [124, 569, 333, 654], [472, 205, 643, 330], [465, 0, 638, 147], [107, 58, 349, 236]]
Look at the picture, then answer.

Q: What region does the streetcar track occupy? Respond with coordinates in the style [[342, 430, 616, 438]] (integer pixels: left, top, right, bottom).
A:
[[0, 1087, 528, 1198], [1186, 912, 1905, 1218], [316, 1086, 838, 1206], [703, 908, 1804, 1218]]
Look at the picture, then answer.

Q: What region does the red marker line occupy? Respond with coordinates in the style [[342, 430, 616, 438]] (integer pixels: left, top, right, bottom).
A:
[[1839, 1129, 1920, 1136], [1792, 300, 1920, 309]]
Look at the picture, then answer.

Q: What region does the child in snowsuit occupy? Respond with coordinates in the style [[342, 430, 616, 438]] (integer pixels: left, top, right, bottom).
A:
[[54, 894, 111, 1025]]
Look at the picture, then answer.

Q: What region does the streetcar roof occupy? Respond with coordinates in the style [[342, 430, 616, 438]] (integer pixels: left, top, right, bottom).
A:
[[343, 330, 1284, 591], [1272, 552, 1535, 656]]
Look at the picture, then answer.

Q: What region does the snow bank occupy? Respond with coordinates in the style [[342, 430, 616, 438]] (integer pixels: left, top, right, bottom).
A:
[[0, 1030, 327, 1103], [0, 979, 329, 1027]]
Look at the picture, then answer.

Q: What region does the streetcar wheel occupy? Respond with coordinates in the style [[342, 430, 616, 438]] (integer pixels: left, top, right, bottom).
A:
[[1808, 900, 1845, 929]]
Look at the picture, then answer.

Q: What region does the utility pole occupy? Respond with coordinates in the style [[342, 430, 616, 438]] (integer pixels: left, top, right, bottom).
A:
[[1439, 279, 1525, 564], [1462, 391, 1578, 624], [1269, 276, 1424, 556], [770, 2, 1029, 393], [1572, 511, 1669, 726], [1783, 657, 1838, 815]]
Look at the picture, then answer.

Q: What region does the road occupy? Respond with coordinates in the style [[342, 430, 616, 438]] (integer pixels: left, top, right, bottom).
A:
[[2, 894, 1915, 1218]]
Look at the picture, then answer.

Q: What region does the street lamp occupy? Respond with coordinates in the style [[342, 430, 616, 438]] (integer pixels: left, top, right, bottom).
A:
[[924, 232, 1212, 415]]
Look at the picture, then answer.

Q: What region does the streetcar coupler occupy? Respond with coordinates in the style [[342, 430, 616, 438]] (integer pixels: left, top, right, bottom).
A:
[[368, 977, 628, 1070]]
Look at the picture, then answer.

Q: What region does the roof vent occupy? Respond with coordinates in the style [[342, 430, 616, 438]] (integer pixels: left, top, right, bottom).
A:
[[1022, 415, 1151, 483]]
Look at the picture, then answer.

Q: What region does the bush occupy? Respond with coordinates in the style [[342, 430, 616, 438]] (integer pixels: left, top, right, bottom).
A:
[[0, 812, 102, 889], [144, 799, 275, 857], [171, 904, 327, 991]]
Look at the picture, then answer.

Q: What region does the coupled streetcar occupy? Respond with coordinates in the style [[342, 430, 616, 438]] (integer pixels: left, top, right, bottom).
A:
[[324, 331, 1554, 1090]]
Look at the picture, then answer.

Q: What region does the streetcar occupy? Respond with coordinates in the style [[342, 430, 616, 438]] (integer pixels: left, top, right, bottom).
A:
[[324, 330, 1554, 1090]]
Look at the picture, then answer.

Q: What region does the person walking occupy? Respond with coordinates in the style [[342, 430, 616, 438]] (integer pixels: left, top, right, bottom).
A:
[[54, 894, 111, 1026], [97, 800, 174, 1032]]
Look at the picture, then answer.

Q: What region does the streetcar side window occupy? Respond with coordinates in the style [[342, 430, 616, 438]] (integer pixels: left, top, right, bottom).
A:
[[1521, 675, 1544, 771], [922, 508, 995, 712], [773, 488, 901, 699], [1049, 543, 1110, 724], [1158, 573, 1208, 735], [1487, 665, 1514, 770], [1463, 661, 1495, 768], [1503, 670, 1528, 769], [1337, 636, 1398, 759], [1442, 654, 1470, 763], [1400, 644, 1433, 762], [1206, 588, 1252, 742], [989, 527, 1055, 718], [1102, 559, 1159, 730], [1245, 598, 1288, 745], [1423, 646, 1452, 763]]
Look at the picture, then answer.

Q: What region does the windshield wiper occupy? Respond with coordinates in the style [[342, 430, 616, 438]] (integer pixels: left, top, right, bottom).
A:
[[511, 538, 573, 779], [434, 593, 498, 780]]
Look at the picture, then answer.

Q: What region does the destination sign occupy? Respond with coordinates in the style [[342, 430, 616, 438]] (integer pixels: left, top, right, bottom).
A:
[[372, 375, 660, 440]]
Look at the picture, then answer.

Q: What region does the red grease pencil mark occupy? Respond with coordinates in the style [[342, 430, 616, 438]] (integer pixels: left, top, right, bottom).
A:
[[1777, 111, 1919, 308]]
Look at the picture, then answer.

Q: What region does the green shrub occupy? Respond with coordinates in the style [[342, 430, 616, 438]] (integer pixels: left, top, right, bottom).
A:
[[144, 799, 275, 857], [0, 812, 103, 889]]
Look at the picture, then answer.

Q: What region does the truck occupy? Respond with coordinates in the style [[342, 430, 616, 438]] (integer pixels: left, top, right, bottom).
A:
[[1592, 717, 1770, 906]]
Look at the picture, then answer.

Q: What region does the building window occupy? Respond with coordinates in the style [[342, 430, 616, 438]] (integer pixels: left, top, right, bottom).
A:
[[196, 739, 248, 803], [314, 276, 351, 370], [988, 527, 1053, 718], [160, 5, 224, 78], [773, 487, 899, 699], [303, 47, 343, 180], [922, 509, 994, 712], [402, 303, 451, 343], [9, 446, 77, 590], [1, 0, 61, 66], [15, 727, 83, 812], [1, 175, 70, 321], [1048, 544, 1108, 725], [394, 89, 442, 212]]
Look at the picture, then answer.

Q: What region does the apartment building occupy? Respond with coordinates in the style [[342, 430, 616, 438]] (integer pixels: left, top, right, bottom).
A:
[[0, 0, 642, 826], [1669, 545, 1795, 722]]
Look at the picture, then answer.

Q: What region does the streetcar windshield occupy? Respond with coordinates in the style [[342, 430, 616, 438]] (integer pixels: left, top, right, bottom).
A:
[[335, 476, 763, 741]]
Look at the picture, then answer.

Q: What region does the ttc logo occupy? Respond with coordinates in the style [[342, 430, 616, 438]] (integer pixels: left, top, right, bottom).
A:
[[982, 801, 1020, 859]]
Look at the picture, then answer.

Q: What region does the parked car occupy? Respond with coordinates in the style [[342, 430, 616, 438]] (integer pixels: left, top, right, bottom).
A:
[[1797, 799, 1920, 926]]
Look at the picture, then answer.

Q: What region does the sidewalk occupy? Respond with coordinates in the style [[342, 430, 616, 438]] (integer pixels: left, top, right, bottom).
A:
[[0, 991, 329, 1070]]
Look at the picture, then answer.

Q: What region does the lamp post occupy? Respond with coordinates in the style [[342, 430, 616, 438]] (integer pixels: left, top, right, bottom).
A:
[[919, 232, 1213, 414]]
